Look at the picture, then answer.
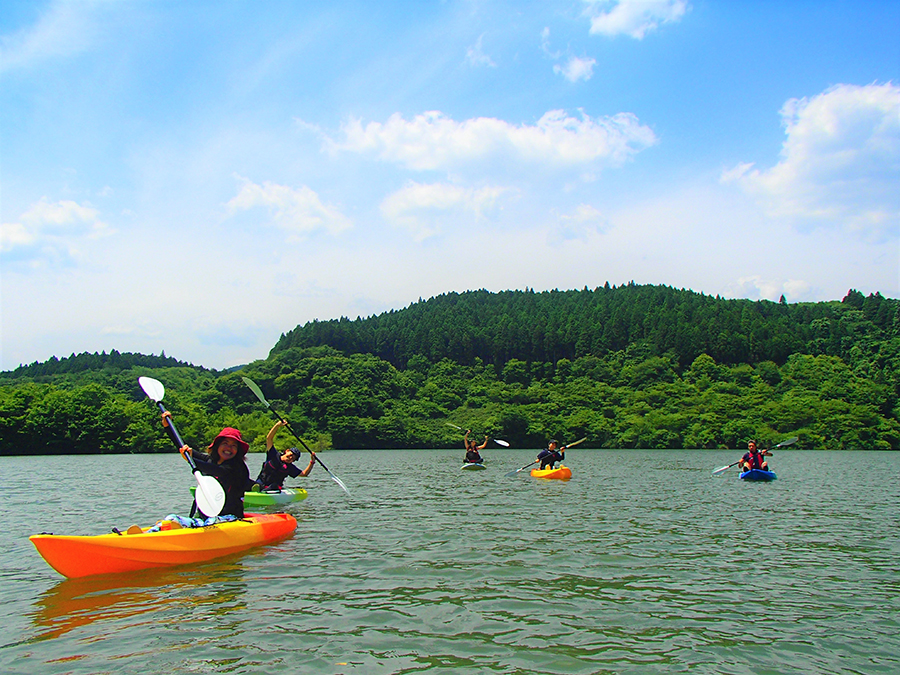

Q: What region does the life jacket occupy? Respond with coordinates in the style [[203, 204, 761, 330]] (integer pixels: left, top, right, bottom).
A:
[[743, 450, 764, 470]]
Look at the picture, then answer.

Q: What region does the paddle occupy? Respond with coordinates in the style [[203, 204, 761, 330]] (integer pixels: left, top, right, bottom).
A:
[[504, 460, 538, 477], [138, 376, 225, 517], [445, 422, 510, 447], [712, 436, 798, 475], [241, 376, 350, 496], [504, 437, 586, 476]]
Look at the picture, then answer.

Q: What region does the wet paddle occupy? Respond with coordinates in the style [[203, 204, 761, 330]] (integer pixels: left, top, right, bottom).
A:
[[241, 376, 350, 496], [138, 376, 225, 517], [445, 422, 510, 447], [712, 436, 798, 475], [505, 460, 538, 477]]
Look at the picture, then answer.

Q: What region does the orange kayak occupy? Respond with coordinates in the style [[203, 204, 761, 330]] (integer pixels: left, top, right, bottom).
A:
[[531, 465, 572, 480], [30, 512, 297, 578]]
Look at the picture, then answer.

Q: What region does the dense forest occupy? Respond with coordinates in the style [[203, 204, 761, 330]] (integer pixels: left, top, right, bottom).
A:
[[1, 285, 898, 454]]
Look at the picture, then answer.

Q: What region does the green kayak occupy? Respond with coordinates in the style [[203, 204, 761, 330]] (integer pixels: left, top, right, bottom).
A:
[[191, 486, 308, 506]]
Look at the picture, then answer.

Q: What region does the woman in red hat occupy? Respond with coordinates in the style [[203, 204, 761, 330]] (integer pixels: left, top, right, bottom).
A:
[[180, 427, 252, 518]]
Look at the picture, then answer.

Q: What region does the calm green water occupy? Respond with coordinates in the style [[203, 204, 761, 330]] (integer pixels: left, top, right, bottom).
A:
[[1, 450, 898, 674]]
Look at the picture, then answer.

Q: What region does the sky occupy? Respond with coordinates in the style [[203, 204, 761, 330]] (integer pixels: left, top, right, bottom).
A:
[[1, 0, 898, 372]]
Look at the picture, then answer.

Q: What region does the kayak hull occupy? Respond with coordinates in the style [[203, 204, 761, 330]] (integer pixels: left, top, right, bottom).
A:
[[191, 485, 307, 506], [30, 512, 297, 579], [461, 463, 486, 471], [740, 469, 777, 481], [531, 465, 572, 480]]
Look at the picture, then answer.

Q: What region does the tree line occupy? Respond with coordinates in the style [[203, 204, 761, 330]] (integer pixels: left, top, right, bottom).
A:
[[1, 285, 897, 454]]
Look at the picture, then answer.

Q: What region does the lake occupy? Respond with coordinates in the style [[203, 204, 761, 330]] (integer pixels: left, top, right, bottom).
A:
[[1, 449, 898, 674]]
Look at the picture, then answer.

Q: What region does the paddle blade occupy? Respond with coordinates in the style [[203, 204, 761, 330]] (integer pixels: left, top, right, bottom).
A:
[[776, 436, 799, 448], [193, 472, 226, 517], [445, 422, 462, 430], [329, 472, 351, 496], [493, 439, 510, 447], [711, 465, 732, 475], [241, 376, 270, 407], [565, 437, 587, 449], [504, 469, 521, 477], [138, 376, 165, 402]]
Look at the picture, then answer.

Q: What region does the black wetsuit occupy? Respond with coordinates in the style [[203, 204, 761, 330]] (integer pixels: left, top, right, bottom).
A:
[[192, 452, 250, 518], [256, 447, 303, 490], [537, 449, 564, 470]]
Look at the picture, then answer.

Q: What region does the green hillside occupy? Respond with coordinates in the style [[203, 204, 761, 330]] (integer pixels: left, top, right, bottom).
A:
[[2, 285, 898, 454]]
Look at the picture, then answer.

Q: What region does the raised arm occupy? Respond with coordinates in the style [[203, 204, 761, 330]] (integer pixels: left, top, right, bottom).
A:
[[266, 419, 287, 451]]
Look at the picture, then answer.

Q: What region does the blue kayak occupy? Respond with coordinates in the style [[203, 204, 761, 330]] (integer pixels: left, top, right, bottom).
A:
[[740, 469, 777, 481]]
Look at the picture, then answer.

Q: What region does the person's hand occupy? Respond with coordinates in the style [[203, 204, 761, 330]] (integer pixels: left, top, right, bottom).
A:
[[179, 445, 193, 459]]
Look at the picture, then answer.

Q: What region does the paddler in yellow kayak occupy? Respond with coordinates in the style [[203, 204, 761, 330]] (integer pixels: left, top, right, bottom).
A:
[[536, 439, 565, 470]]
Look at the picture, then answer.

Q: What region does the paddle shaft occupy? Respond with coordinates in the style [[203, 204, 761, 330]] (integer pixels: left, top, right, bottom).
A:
[[449, 422, 509, 446], [241, 377, 349, 494], [151, 400, 201, 472]]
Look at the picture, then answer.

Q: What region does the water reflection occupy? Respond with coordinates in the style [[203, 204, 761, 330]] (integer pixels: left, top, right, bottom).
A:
[[30, 557, 251, 642]]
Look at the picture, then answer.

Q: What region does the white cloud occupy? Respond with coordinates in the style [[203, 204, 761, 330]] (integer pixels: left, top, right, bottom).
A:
[[584, 0, 689, 39], [723, 83, 900, 239], [730, 276, 811, 303], [552, 203, 609, 242], [329, 110, 657, 172], [540, 27, 561, 59], [225, 177, 353, 238], [554, 55, 597, 83], [466, 33, 496, 68], [0, 1, 99, 73], [1, 198, 110, 259], [380, 181, 509, 241]]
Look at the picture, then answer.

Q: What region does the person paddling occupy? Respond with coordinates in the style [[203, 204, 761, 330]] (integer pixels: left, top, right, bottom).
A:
[[536, 439, 565, 470], [739, 439, 771, 473], [464, 429, 488, 464], [254, 419, 315, 491], [179, 426, 252, 518]]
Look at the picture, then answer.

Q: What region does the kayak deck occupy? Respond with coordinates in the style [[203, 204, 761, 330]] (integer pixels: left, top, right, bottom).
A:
[[461, 463, 486, 471], [30, 512, 297, 578], [740, 469, 777, 481], [531, 465, 572, 480]]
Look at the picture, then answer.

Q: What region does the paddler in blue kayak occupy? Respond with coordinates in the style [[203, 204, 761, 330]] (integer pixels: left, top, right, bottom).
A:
[[536, 439, 565, 470], [739, 439, 771, 473], [464, 429, 488, 464], [254, 419, 316, 491]]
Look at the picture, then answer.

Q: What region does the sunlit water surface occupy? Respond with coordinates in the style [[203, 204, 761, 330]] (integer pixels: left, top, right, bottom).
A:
[[1, 450, 898, 674]]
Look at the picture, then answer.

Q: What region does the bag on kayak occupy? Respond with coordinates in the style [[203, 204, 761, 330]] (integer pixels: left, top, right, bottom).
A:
[[146, 513, 238, 532]]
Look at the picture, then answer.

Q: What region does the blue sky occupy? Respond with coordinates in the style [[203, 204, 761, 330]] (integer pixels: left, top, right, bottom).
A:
[[1, 0, 898, 371]]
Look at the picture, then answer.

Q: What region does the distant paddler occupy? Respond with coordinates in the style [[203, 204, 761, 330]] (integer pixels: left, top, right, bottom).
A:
[[464, 429, 488, 465]]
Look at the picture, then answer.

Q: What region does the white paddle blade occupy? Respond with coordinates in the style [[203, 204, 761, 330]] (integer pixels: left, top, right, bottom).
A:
[[138, 376, 165, 402], [330, 473, 351, 496], [493, 439, 510, 447], [194, 472, 226, 517], [712, 465, 731, 475]]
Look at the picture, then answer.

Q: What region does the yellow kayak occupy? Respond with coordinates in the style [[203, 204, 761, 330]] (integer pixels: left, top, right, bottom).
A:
[[30, 512, 297, 578], [531, 465, 572, 480]]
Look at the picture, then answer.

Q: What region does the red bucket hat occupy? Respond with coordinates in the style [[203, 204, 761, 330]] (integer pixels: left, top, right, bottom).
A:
[[210, 427, 249, 456]]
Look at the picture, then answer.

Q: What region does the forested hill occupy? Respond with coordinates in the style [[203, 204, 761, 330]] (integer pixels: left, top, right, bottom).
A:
[[1, 350, 206, 380], [273, 284, 899, 369], [2, 284, 898, 454]]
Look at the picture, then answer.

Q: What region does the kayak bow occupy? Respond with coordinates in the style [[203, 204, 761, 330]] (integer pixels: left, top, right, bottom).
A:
[[531, 465, 572, 480]]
